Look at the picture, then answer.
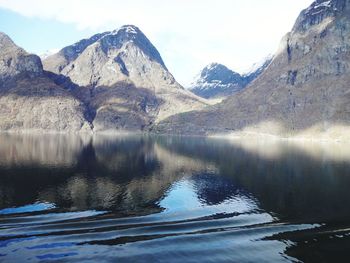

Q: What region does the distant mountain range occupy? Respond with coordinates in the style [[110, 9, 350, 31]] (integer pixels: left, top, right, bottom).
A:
[[188, 57, 272, 99], [0, 0, 349, 139]]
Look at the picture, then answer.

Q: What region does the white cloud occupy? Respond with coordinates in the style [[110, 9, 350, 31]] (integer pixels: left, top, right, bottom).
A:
[[0, 0, 314, 85]]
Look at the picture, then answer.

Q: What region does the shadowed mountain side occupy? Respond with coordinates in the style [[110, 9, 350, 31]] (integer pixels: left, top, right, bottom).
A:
[[155, 0, 350, 139], [0, 76, 91, 132], [86, 82, 207, 132], [0, 32, 93, 132], [87, 83, 161, 131]]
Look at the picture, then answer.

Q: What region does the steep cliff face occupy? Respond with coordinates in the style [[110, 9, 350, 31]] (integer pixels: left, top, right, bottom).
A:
[[44, 25, 207, 131], [0, 33, 90, 132], [156, 0, 350, 139]]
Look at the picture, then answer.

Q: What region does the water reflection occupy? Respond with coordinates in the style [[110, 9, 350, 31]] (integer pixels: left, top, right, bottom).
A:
[[0, 134, 350, 262]]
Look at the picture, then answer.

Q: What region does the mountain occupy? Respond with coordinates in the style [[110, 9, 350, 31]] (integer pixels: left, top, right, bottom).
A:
[[0, 33, 42, 82], [0, 32, 90, 132], [156, 0, 350, 139], [188, 63, 244, 99], [188, 57, 272, 100], [43, 25, 207, 131]]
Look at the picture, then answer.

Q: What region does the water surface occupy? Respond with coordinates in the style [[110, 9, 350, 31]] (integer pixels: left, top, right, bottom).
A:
[[1, 134, 350, 262]]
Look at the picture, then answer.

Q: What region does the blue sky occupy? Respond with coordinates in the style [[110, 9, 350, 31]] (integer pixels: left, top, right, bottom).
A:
[[0, 0, 313, 86]]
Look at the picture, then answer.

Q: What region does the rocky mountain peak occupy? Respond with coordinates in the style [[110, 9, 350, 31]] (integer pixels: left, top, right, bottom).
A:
[[0, 32, 16, 49], [110, 25, 141, 36], [99, 25, 166, 68], [43, 25, 167, 76], [188, 63, 243, 99], [198, 63, 241, 84], [0, 32, 43, 82], [293, 0, 347, 32]]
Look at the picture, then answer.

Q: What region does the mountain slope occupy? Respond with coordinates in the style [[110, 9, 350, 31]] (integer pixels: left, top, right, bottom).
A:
[[188, 57, 272, 100], [0, 32, 89, 132], [156, 0, 350, 139], [43, 25, 208, 131]]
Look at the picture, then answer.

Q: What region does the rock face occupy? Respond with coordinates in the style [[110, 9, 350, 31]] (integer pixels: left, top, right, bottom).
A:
[[156, 0, 350, 139], [188, 58, 272, 100], [0, 32, 90, 132], [43, 25, 207, 131]]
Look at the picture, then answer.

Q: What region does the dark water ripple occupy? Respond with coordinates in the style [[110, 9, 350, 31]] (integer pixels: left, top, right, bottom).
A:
[[0, 134, 350, 262]]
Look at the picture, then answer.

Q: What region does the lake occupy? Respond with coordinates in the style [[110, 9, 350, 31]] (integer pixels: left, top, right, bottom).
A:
[[1, 134, 350, 262]]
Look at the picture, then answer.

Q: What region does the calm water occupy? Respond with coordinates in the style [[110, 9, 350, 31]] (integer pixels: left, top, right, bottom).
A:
[[1, 134, 350, 262]]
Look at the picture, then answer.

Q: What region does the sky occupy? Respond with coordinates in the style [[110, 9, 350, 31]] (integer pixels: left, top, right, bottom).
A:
[[0, 0, 314, 86]]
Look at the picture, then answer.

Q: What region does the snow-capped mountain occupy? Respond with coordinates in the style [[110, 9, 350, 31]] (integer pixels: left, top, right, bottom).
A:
[[188, 57, 272, 100], [188, 63, 244, 99]]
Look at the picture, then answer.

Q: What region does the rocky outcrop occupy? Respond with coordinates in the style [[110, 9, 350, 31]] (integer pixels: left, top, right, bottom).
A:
[[43, 25, 208, 131], [188, 57, 272, 100], [0, 32, 90, 132], [156, 0, 350, 139]]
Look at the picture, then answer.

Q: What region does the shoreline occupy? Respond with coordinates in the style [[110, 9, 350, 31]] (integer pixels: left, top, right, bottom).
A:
[[1, 128, 350, 142]]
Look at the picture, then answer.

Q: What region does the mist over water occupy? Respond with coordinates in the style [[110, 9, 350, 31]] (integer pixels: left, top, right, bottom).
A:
[[0, 134, 350, 262]]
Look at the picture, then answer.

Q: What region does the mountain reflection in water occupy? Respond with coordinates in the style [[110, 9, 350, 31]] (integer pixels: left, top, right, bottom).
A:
[[0, 134, 350, 262]]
